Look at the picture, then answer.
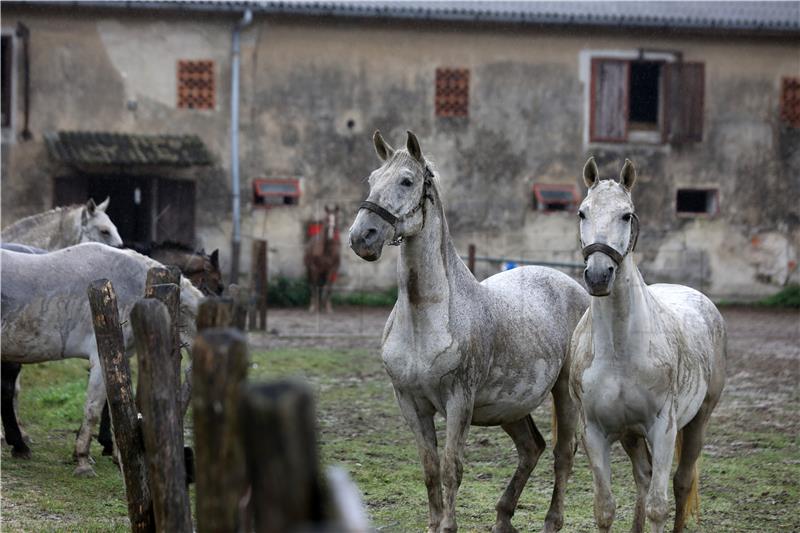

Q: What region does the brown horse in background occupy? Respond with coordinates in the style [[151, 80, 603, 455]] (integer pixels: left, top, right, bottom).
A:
[[304, 205, 341, 313]]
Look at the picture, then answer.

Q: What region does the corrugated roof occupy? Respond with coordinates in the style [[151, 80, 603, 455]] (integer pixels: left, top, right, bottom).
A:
[[45, 131, 213, 166], [12, 1, 800, 33]]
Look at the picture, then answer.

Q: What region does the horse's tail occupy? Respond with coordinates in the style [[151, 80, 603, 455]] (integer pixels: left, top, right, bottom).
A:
[[674, 429, 701, 529]]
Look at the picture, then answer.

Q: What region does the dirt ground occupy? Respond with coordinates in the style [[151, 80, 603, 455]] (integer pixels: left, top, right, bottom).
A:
[[254, 304, 800, 449]]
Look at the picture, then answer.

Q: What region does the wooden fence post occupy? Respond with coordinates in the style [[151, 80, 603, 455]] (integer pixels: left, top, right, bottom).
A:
[[87, 279, 155, 533], [249, 239, 268, 331], [132, 299, 192, 533], [192, 328, 249, 533], [196, 297, 233, 331], [468, 243, 476, 275], [240, 381, 325, 533], [227, 284, 249, 330]]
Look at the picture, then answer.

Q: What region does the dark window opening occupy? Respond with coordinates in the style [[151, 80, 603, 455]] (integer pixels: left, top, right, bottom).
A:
[[253, 178, 300, 207], [676, 188, 718, 216], [629, 61, 661, 128], [1, 35, 12, 128], [532, 184, 580, 213]]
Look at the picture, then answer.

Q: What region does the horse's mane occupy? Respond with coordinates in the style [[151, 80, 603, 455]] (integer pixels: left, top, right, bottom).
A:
[[1, 204, 82, 236]]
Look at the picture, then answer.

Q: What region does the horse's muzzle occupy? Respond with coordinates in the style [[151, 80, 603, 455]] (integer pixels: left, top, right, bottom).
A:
[[583, 253, 617, 297], [349, 211, 392, 262]]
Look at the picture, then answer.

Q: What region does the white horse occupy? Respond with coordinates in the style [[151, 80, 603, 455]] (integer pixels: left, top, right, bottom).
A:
[[349, 131, 589, 533], [1, 243, 202, 476], [569, 158, 726, 533], [1, 197, 123, 249]]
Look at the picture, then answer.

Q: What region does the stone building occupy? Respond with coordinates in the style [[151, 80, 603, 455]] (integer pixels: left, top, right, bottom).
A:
[[2, 1, 798, 299]]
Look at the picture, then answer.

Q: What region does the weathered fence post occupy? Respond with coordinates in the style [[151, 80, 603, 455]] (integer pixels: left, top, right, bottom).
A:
[[227, 284, 250, 330], [249, 239, 268, 331], [132, 299, 192, 533], [240, 381, 325, 533], [87, 279, 155, 533], [193, 328, 249, 533], [468, 243, 476, 275]]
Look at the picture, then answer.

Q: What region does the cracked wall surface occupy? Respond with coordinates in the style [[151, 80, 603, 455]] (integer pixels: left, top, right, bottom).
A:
[[2, 8, 797, 298]]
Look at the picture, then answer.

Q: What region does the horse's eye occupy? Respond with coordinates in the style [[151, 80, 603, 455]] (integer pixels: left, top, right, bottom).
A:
[[101, 229, 111, 235], [578, 211, 586, 220], [622, 213, 631, 222], [400, 178, 413, 187]]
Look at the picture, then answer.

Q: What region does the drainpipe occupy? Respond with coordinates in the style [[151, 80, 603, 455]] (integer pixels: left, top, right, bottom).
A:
[[229, 9, 252, 285]]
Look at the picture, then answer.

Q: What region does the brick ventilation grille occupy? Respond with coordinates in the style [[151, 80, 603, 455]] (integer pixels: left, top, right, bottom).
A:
[[177, 60, 215, 110], [436, 68, 469, 117], [781, 77, 800, 127]]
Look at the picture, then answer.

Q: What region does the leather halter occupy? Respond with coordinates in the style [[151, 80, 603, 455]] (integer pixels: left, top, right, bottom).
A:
[[358, 165, 434, 246], [581, 212, 640, 265]]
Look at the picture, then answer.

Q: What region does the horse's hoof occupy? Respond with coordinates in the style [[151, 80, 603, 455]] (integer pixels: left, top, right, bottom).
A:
[[73, 464, 97, 477], [12, 446, 32, 459], [492, 524, 518, 533]]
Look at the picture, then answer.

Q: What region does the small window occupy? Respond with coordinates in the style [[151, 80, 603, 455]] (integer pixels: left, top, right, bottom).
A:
[[1, 34, 14, 129], [780, 77, 800, 128], [435, 68, 469, 117], [676, 188, 718, 216], [253, 178, 300, 208], [590, 56, 704, 144], [177, 60, 215, 110], [532, 184, 580, 213]]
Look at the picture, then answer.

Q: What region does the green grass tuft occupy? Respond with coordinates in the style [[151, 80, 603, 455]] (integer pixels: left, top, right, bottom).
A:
[[757, 284, 800, 308]]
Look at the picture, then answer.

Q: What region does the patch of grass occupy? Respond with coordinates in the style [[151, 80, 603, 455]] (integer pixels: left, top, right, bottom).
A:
[[268, 275, 398, 308], [4, 348, 799, 532], [332, 286, 397, 307], [267, 276, 311, 307], [757, 284, 800, 308]]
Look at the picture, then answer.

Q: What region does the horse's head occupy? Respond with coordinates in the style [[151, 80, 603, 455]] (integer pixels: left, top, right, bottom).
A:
[[186, 249, 224, 296], [578, 157, 639, 297], [81, 197, 123, 247], [324, 204, 340, 241], [349, 130, 434, 261]]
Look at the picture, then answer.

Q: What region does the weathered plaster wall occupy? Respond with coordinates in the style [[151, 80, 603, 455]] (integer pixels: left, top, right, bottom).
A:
[[2, 7, 797, 298]]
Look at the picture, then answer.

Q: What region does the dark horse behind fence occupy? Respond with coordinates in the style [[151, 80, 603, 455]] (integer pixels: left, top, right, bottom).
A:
[[304, 205, 341, 313], [128, 241, 223, 296]]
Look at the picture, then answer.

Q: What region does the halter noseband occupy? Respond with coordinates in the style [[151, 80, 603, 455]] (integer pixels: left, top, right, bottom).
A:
[[581, 212, 640, 266], [358, 165, 434, 246]]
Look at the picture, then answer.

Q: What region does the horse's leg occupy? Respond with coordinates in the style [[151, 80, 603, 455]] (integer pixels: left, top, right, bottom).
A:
[[441, 389, 473, 533], [492, 415, 545, 533], [645, 413, 677, 533], [308, 284, 318, 313], [672, 409, 709, 533], [583, 423, 615, 533], [98, 402, 115, 456], [395, 390, 443, 533], [74, 359, 105, 477], [1, 363, 31, 459], [13, 371, 31, 443], [323, 281, 333, 314], [621, 434, 652, 533], [544, 365, 580, 532]]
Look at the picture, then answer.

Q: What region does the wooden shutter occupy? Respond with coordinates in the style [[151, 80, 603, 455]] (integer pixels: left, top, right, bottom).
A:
[[156, 178, 195, 246], [665, 62, 705, 143], [590, 58, 628, 142]]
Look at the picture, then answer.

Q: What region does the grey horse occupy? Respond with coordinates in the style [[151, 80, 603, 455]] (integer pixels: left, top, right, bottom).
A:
[[569, 158, 726, 533], [1, 243, 202, 476], [349, 131, 589, 533], [1, 197, 123, 249]]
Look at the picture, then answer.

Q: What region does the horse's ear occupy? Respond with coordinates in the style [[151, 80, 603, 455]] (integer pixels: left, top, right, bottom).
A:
[[86, 198, 97, 215], [210, 249, 219, 269], [97, 197, 110, 212], [373, 130, 394, 161], [583, 157, 599, 188], [619, 159, 637, 191], [406, 130, 423, 163]]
